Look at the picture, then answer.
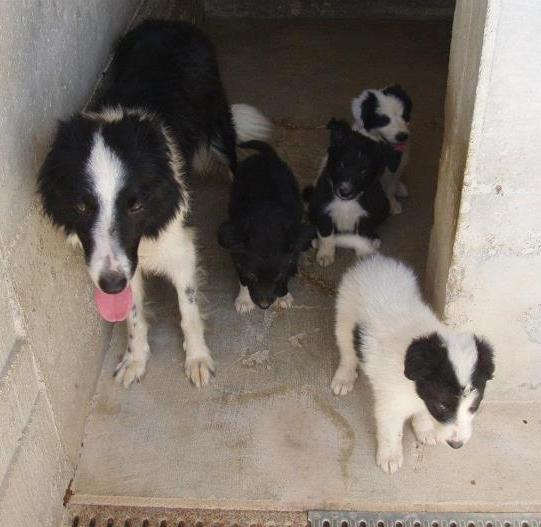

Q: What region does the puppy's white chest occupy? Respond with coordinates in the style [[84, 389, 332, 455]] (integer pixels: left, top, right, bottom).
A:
[[325, 198, 367, 233]]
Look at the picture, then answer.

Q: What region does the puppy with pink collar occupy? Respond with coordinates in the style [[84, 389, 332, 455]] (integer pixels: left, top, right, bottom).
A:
[[352, 85, 412, 215]]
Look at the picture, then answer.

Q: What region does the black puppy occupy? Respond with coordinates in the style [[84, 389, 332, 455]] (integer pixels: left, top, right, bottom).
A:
[[218, 141, 314, 312], [306, 119, 391, 267]]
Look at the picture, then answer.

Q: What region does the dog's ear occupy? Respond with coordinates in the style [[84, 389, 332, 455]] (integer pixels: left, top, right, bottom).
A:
[[327, 118, 351, 146], [217, 221, 245, 251], [383, 84, 413, 121], [290, 224, 316, 252], [404, 332, 446, 381], [359, 91, 379, 130], [351, 90, 371, 125], [473, 336, 495, 382]]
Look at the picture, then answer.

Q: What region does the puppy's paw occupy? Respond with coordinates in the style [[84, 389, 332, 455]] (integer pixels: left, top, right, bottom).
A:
[[274, 292, 293, 309], [114, 354, 147, 388], [389, 198, 403, 215], [376, 445, 404, 474], [415, 427, 438, 446], [396, 181, 409, 198], [185, 353, 215, 388], [235, 292, 256, 314], [317, 248, 335, 267], [331, 367, 358, 395]]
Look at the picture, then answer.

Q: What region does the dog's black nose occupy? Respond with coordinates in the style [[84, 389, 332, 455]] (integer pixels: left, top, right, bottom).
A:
[[446, 439, 464, 449], [337, 183, 354, 200], [395, 132, 409, 143], [98, 271, 128, 294], [257, 299, 273, 309]]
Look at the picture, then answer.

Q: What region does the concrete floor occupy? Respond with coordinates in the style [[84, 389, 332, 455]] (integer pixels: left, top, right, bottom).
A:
[[71, 16, 541, 519]]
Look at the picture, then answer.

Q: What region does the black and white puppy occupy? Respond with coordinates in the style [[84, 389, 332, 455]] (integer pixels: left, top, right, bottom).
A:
[[218, 141, 314, 312], [332, 254, 495, 474], [352, 84, 412, 215], [38, 20, 270, 388], [307, 119, 391, 267]]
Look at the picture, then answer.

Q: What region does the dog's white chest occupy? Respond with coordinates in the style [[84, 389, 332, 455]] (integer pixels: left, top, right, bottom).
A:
[[325, 198, 367, 233]]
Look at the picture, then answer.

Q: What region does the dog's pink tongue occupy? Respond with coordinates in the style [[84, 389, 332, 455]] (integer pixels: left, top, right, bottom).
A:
[[94, 286, 133, 322], [394, 143, 407, 153]]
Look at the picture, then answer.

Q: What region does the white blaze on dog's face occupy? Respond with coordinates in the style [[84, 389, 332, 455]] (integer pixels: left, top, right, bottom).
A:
[[405, 332, 495, 449], [352, 85, 412, 148], [86, 132, 132, 292]]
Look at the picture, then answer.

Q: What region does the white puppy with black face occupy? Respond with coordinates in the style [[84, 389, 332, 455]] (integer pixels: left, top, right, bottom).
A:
[[352, 85, 412, 215], [331, 254, 495, 474]]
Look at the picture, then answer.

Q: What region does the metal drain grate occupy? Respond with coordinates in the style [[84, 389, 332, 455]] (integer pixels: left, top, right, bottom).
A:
[[66, 504, 308, 527], [308, 511, 541, 527]]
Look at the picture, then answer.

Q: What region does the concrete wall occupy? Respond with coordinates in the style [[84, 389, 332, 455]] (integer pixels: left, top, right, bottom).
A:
[[427, 0, 541, 402], [0, 1, 140, 525]]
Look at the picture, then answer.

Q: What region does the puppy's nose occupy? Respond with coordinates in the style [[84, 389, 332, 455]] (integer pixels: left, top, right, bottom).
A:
[[446, 439, 464, 450], [258, 300, 272, 309], [337, 183, 354, 199], [98, 271, 128, 294], [395, 132, 409, 143]]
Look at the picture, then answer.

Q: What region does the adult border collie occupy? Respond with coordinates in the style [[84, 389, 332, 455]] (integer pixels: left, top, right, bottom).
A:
[[332, 255, 494, 473], [38, 20, 270, 388], [352, 85, 412, 215]]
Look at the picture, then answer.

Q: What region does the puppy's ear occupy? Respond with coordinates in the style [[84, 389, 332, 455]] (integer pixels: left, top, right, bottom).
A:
[[360, 91, 379, 130], [383, 84, 413, 121], [404, 332, 446, 381], [293, 224, 316, 252], [326, 118, 351, 146], [217, 221, 245, 251], [474, 336, 495, 382], [351, 90, 371, 124]]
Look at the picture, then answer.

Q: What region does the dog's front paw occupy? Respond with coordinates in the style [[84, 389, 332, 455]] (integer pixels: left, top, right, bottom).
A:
[[376, 445, 404, 474], [396, 181, 409, 198], [317, 248, 335, 267], [415, 427, 438, 446], [185, 353, 215, 388], [331, 366, 358, 395], [274, 292, 293, 309], [114, 354, 147, 388], [235, 294, 256, 314]]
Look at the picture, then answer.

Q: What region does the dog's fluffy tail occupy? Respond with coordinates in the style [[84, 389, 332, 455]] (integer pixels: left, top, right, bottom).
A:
[[231, 104, 272, 143]]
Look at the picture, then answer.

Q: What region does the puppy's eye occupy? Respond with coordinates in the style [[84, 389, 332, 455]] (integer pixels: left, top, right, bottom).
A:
[[75, 202, 90, 215], [339, 161, 345, 169], [127, 199, 144, 214], [437, 403, 448, 412], [245, 272, 257, 282]]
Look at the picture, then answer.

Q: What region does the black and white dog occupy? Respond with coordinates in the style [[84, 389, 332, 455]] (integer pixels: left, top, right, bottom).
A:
[[332, 254, 495, 473], [306, 119, 391, 267], [38, 20, 270, 388], [218, 141, 314, 312], [352, 85, 412, 215]]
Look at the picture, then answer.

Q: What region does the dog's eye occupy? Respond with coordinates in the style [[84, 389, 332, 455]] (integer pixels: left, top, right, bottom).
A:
[[437, 402, 448, 412], [127, 199, 144, 214], [75, 202, 90, 215], [245, 272, 257, 282], [339, 161, 345, 169]]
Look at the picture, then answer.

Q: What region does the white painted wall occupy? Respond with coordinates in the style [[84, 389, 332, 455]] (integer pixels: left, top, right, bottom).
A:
[[0, 1, 140, 525], [428, 0, 541, 401]]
